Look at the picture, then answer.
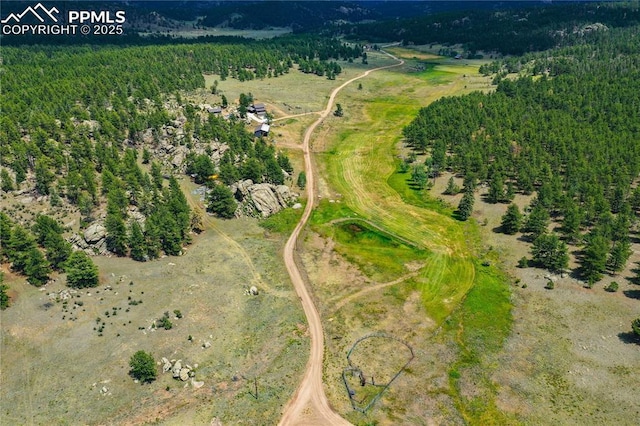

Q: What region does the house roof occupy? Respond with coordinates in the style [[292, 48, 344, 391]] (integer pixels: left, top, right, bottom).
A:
[[255, 123, 270, 133]]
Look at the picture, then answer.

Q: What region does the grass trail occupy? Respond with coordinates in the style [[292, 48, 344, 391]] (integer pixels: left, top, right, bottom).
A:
[[315, 60, 480, 321]]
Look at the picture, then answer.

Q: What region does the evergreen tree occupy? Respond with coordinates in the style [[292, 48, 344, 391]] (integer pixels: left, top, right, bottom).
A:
[[531, 233, 569, 272], [412, 164, 428, 189], [32, 215, 64, 245], [500, 203, 522, 235], [66, 251, 99, 288], [607, 237, 631, 273], [334, 103, 344, 117], [561, 201, 583, 243], [0, 273, 9, 310], [105, 213, 128, 256], [144, 216, 162, 260], [265, 158, 285, 185], [581, 234, 610, 286], [24, 247, 50, 286], [207, 184, 237, 219], [44, 232, 72, 270], [457, 190, 475, 221], [128, 221, 147, 262], [1, 169, 14, 192], [522, 204, 550, 241], [129, 350, 157, 383], [632, 318, 640, 337], [443, 176, 460, 195], [297, 171, 307, 189], [487, 174, 505, 204], [6, 226, 37, 273]]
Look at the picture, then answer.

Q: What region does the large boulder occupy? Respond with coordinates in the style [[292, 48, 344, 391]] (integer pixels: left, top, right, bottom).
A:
[[84, 223, 106, 244], [172, 360, 182, 378], [248, 183, 282, 217], [231, 180, 297, 218]]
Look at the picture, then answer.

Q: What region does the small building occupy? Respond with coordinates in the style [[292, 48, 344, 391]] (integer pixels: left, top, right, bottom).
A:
[[254, 123, 270, 138], [248, 103, 267, 117], [206, 106, 222, 114]]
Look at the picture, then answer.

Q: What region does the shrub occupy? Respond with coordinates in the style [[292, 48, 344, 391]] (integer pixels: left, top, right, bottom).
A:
[[605, 281, 619, 292], [545, 280, 555, 290], [129, 350, 157, 383], [517, 257, 528, 268], [632, 318, 640, 337]]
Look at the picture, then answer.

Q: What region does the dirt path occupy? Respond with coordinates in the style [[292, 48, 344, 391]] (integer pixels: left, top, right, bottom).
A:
[[278, 52, 404, 426], [180, 181, 289, 298]]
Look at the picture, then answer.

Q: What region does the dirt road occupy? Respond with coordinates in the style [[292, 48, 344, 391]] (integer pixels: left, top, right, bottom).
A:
[[278, 53, 404, 426]]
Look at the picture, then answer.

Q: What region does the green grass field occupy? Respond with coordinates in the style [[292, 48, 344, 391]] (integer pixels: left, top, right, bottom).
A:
[[310, 53, 512, 423]]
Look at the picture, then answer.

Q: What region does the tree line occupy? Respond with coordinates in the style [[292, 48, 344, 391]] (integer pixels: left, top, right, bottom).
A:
[[346, 2, 640, 56], [403, 23, 640, 285]]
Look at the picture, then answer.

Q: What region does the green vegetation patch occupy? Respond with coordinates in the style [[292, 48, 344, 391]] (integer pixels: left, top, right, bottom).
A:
[[442, 262, 513, 424], [386, 165, 454, 216], [259, 206, 305, 234], [328, 220, 430, 282]]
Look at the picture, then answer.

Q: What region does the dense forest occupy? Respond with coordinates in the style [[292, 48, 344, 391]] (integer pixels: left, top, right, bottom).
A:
[[0, 34, 359, 292], [348, 2, 640, 55], [404, 24, 640, 285]]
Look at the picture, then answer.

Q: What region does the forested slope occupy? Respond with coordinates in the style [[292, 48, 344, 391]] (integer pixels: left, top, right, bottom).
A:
[[349, 2, 640, 55], [404, 24, 640, 284], [0, 35, 361, 290]]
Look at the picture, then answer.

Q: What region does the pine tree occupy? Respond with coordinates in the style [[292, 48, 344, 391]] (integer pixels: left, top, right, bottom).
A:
[[207, 184, 237, 219], [561, 201, 583, 242], [487, 174, 504, 204], [105, 213, 128, 256], [457, 190, 475, 221], [443, 176, 460, 195], [297, 171, 307, 189], [44, 232, 72, 270], [129, 221, 147, 262], [607, 237, 631, 273], [1, 169, 14, 192], [581, 234, 610, 286], [531, 233, 569, 272], [24, 247, 50, 286], [66, 251, 99, 288], [522, 204, 550, 240], [144, 217, 162, 260], [412, 165, 428, 189], [500, 203, 522, 234], [334, 103, 344, 117]]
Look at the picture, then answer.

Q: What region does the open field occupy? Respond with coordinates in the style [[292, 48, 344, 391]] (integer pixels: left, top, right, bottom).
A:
[[291, 52, 513, 424], [291, 46, 639, 425], [0, 212, 308, 425]]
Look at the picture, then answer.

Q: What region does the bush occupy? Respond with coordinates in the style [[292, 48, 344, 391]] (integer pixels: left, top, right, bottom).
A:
[[129, 350, 157, 383], [517, 257, 528, 268], [605, 281, 619, 292], [158, 312, 173, 330], [545, 280, 555, 290], [632, 318, 640, 337]]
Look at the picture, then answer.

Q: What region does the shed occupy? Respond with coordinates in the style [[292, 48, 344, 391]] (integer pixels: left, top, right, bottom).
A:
[[254, 123, 270, 137]]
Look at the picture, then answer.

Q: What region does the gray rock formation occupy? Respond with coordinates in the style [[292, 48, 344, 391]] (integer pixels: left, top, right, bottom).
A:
[[172, 360, 182, 378], [84, 223, 106, 243], [231, 180, 298, 218]]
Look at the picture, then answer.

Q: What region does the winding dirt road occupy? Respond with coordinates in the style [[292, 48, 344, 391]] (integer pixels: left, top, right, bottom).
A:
[[278, 53, 404, 426]]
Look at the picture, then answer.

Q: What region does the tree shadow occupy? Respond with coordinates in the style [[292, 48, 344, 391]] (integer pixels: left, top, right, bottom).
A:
[[617, 331, 640, 345], [623, 289, 640, 300]]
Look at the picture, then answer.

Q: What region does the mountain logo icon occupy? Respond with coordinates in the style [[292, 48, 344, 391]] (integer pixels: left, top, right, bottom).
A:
[[1, 3, 60, 24]]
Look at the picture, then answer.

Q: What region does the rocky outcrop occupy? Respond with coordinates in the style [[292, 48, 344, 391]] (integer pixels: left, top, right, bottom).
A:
[[69, 222, 109, 256], [163, 358, 197, 382], [84, 223, 106, 243], [230, 180, 298, 218]]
